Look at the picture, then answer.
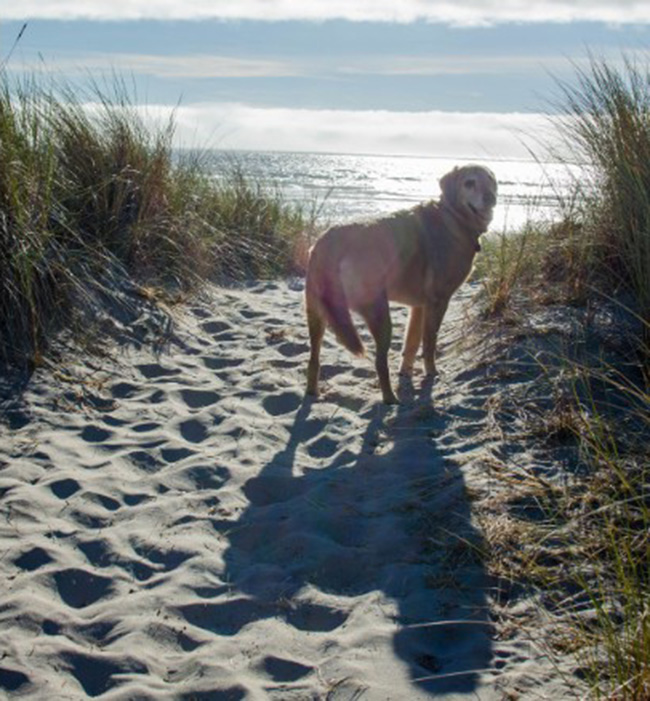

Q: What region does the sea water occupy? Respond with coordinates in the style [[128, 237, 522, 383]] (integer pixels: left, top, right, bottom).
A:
[[206, 150, 579, 233]]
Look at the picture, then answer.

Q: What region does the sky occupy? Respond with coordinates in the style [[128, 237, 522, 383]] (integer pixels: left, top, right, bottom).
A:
[[1, 2, 649, 159]]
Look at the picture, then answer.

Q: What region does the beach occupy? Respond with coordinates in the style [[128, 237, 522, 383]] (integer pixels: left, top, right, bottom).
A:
[[0, 278, 577, 699]]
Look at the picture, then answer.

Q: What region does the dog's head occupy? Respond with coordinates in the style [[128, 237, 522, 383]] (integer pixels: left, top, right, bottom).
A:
[[439, 165, 497, 233]]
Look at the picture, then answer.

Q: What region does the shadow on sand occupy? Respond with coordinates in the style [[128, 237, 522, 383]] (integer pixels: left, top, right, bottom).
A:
[[191, 375, 493, 696]]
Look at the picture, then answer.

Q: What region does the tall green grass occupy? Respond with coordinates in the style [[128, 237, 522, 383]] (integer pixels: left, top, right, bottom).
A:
[[552, 54, 650, 322], [475, 53, 650, 699], [569, 362, 650, 700], [0, 74, 313, 365], [479, 53, 650, 332]]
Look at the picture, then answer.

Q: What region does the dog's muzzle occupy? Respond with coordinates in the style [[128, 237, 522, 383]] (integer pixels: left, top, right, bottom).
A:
[[468, 203, 494, 226]]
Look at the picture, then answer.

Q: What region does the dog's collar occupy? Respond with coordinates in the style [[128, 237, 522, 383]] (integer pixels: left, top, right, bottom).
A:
[[439, 203, 483, 252]]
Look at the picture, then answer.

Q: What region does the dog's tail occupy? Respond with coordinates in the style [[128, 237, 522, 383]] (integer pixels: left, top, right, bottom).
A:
[[306, 242, 364, 357]]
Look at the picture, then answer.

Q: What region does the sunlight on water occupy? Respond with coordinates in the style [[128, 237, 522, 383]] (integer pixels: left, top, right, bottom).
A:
[[208, 150, 580, 232]]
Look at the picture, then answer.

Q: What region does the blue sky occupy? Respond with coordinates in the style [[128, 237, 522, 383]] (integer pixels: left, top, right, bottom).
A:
[[1, 2, 649, 158]]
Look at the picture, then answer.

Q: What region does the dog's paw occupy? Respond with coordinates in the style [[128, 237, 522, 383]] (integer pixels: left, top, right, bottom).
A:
[[382, 392, 400, 405], [423, 364, 438, 378]]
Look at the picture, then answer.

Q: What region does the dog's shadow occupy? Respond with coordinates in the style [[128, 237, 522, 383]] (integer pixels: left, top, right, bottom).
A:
[[203, 376, 492, 695], [397, 371, 435, 404]]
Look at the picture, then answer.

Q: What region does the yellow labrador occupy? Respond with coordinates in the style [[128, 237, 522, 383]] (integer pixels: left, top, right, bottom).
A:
[[304, 164, 497, 404]]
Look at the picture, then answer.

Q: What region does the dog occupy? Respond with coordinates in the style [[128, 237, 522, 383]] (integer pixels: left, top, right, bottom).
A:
[[304, 164, 497, 404]]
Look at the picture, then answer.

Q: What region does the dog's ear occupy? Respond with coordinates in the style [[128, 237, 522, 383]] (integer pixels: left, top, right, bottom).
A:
[[439, 167, 459, 204]]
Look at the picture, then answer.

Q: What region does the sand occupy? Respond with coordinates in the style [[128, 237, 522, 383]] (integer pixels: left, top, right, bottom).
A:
[[0, 279, 576, 700]]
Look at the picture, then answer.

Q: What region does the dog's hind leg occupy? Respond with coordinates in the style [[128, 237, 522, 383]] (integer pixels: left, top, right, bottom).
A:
[[306, 304, 326, 397], [360, 295, 398, 404], [399, 306, 423, 376]]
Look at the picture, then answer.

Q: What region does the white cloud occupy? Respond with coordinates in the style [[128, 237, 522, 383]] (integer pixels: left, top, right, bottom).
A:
[[15, 51, 567, 81], [135, 102, 557, 160], [5, 0, 650, 24], [17, 52, 301, 79], [340, 54, 575, 76]]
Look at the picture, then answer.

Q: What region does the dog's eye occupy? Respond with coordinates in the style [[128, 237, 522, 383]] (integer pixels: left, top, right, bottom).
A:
[[464, 179, 476, 189]]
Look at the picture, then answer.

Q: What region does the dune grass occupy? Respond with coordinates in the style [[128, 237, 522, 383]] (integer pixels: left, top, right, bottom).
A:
[[0, 74, 313, 366], [477, 53, 650, 328], [474, 54, 650, 699]]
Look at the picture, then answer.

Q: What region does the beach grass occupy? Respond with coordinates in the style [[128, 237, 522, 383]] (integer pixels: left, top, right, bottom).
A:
[[0, 73, 314, 365], [477, 53, 650, 328], [475, 53, 650, 699]]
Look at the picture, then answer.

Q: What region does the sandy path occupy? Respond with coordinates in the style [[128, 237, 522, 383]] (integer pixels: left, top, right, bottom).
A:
[[0, 280, 565, 699]]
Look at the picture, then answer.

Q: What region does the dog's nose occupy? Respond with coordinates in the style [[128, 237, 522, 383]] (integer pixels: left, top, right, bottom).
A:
[[483, 191, 496, 208]]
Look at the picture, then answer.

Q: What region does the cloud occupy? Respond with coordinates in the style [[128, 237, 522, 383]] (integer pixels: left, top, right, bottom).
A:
[[14, 50, 568, 81], [6, 0, 650, 24], [16, 52, 301, 79], [133, 102, 557, 160], [339, 54, 574, 77]]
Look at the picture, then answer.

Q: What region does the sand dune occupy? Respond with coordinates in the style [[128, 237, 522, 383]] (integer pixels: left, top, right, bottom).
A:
[[0, 280, 573, 699]]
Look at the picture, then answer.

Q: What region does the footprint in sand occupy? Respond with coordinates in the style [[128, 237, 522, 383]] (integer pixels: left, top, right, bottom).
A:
[[319, 365, 350, 382], [240, 309, 266, 320], [177, 684, 247, 700], [263, 656, 313, 682], [202, 357, 244, 371], [2, 406, 30, 430], [76, 619, 119, 645], [80, 539, 157, 582], [0, 668, 30, 693], [84, 492, 122, 511], [78, 539, 111, 567], [262, 391, 302, 416], [161, 446, 196, 464], [179, 418, 209, 444], [243, 474, 307, 507], [307, 435, 338, 459], [60, 651, 145, 698], [136, 363, 181, 380], [149, 622, 204, 653], [13, 546, 53, 571], [178, 599, 348, 637], [128, 450, 163, 473], [102, 415, 127, 428], [123, 493, 151, 506], [182, 465, 230, 490], [50, 478, 81, 499], [80, 425, 112, 443], [132, 421, 161, 433], [89, 493, 121, 511], [53, 568, 113, 608], [201, 320, 232, 335], [299, 418, 329, 441], [351, 366, 375, 379], [148, 389, 167, 404], [179, 389, 220, 409], [285, 602, 349, 631], [130, 542, 193, 573], [275, 341, 309, 358], [268, 358, 301, 370]]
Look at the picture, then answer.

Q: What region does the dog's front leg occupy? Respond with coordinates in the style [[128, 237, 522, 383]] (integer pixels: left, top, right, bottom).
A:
[[422, 298, 449, 376], [399, 306, 423, 376]]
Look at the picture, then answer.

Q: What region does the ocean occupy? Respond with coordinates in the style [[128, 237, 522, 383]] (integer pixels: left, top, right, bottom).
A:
[[206, 150, 577, 232]]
